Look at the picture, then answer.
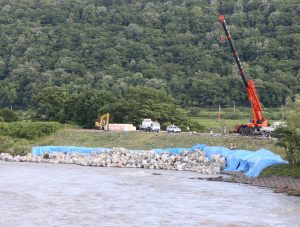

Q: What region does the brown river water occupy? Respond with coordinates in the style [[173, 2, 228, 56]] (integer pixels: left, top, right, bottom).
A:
[[0, 161, 299, 227]]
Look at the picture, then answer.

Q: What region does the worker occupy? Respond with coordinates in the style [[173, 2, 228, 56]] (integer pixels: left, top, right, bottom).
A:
[[210, 127, 214, 135], [230, 143, 237, 150], [218, 127, 222, 135]]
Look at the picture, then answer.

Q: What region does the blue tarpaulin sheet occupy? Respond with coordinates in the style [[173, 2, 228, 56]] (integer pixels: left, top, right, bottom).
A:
[[32, 144, 287, 177], [153, 144, 288, 177], [32, 146, 111, 156]]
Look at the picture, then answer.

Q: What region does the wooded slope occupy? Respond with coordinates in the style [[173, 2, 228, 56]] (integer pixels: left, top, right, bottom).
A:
[[0, 0, 299, 108]]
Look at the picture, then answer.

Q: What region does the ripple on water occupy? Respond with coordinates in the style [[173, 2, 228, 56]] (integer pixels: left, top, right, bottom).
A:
[[0, 162, 300, 227]]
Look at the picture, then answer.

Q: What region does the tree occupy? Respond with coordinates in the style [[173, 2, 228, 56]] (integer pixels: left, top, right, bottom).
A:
[[0, 81, 17, 107], [0, 0, 298, 110], [63, 89, 117, 128], [107, 86, 205, 131], [285, 97, 300, 132], [272, 98, 300, 164], [273, 127, 300, 164], [35, 86, 68, 121]]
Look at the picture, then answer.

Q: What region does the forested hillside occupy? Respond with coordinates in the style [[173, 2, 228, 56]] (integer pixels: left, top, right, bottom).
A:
[[0, 0, 299, 110]]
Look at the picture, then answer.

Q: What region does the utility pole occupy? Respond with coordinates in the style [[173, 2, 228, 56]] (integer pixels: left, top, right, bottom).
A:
[[218, 104, 221, 121], [233, 101, 235, 114]]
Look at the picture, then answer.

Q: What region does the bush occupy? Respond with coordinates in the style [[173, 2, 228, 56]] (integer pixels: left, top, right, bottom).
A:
[[0, 135, 31, 156], [0, 109, 18, 122], [43, 153, 49, 159], [0, 121, 61, 140], [272, 127, 300, 164], [185, 120, 206, 132]]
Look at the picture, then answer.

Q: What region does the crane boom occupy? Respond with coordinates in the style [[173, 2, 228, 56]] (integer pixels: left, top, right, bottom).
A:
[[218, 15, 269, 135], [218, 15, 248, 87]]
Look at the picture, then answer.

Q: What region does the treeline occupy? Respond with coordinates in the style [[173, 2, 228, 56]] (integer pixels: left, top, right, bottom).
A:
[[0, 0, 299, 110], [34, 86, 205, 130]]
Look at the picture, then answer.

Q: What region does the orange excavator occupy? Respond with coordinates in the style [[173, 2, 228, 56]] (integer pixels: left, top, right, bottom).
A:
[[218, 15, 269, 135]]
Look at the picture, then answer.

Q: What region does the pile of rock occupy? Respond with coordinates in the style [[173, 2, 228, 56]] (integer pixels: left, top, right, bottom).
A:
[[0, 148, 226, 174]]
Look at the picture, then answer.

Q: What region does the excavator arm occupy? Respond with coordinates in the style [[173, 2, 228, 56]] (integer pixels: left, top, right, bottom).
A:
[[95, 113, 110, 129]]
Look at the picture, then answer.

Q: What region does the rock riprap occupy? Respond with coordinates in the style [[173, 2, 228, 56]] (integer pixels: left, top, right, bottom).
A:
[[0, 148, 226, 174]]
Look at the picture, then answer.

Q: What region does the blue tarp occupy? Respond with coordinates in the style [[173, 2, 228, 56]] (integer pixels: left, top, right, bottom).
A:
[[32, 144, 287, 177], [153, 144, 288, 177], [32, 146, 111, 156]]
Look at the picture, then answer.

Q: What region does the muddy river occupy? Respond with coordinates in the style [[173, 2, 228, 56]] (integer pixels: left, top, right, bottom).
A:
[[0, 162, 299, 226]]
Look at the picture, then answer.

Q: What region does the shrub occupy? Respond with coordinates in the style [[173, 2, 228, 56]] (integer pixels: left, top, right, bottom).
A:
[[43, 153, 49, 159], [0, 136, 31, 156], [272, 127, 300, 164], [0, 109, 18, 122], [0, 121, 61, 140]]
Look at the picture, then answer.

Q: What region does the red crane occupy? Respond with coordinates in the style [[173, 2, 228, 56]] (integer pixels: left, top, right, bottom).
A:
[[218, 15, 269, 135]]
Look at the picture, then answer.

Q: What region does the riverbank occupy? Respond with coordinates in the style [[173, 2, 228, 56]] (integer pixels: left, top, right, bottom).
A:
[[2, 128, 285, 158], [37, 129, 285, 154], [1, 148, 299, 197], [0, 148, 226, 175], [195, 171, 300, 197]]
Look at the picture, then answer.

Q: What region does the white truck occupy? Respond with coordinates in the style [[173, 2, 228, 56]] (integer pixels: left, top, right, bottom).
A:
[[261, 121, 286, 136], [140, 119, 160, 132]]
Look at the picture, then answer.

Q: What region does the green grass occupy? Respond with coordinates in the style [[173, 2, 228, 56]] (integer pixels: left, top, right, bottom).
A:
[[188, 107, 284, 120], [0, 124, 286, 159], [189, 117, 245, 131], [260, 164, 300, 178], [0, 135, 32, 156], [0, 124, 76, 156], [189, 116, 283, 132], [35, 129, 284, 155]]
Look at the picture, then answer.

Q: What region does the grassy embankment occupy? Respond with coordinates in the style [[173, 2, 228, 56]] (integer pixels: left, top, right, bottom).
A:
[[260, 164, 300, 178], [37, 128, 283, 154], [1, 126, 283, 156], [2, 106, 297, 178], [3, 127, 299, 178], [0, 107, 283, 155]]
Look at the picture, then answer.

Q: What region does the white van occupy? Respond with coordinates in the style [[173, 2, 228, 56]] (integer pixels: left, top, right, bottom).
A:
[[140, 119, 160, 132], [151, 121, 160, 132]]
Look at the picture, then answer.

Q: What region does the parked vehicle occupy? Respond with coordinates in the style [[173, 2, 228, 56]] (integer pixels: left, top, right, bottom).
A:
[[151, 121, 161, 132], [167, 125, 181, 133], [140, 119, 160, 132], [261, 121, 286, 136]]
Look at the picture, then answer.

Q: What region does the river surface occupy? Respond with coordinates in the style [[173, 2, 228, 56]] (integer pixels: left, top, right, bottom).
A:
[[0, 162, 300, 227]]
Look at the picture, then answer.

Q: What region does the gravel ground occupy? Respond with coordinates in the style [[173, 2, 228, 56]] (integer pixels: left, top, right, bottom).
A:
[[195, 171, 300, 196]]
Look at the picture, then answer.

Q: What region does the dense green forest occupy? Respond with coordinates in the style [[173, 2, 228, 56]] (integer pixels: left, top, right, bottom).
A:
[[0, 0, 299, 119]]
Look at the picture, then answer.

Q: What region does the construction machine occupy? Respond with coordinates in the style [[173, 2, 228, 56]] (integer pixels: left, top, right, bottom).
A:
[[95, 113, 110, 130], [218, 15, 269, 136]]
